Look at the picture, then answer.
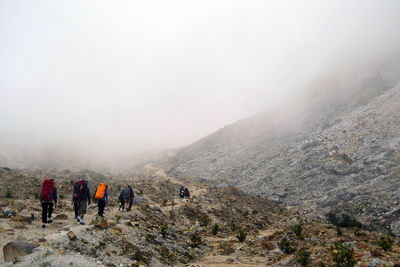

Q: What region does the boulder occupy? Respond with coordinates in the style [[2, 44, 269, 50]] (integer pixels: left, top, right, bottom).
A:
[[53, 214, 68, 220], [133, 196, 147, 205], [3, 241, 38, 262], [67, 231, 77, 241], [11, 214, 32, 224]]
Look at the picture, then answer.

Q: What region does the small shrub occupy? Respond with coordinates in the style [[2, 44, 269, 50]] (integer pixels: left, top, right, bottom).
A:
[[34, 190, 40, 199], [139, 189, 143, 195], [326, 211, 362, 228], [190, 231, 202, 247], [171, 199, 175, 206], [59, 194, 64, 199], [243, 210, 249, 217], [212, 223, 220, 236], [278, 238, 296, 254], [337, 226, 342, 236], [162, 199, 167, 207], [160, 222, 168, 238], [200, 215, 209, 227], [292, 224, 304, 240], [69, 180, 74, 185], [117, 184, 121, 191], [236, 230, 247, 243], [115, 215, 121, 223], [5, 189, 13, 199], [378, 235, 394, 251], [169, 209, 175, 220], [296, 248, 311, 266], [230, 222, 237, 232], [329, 242, 356, 267]]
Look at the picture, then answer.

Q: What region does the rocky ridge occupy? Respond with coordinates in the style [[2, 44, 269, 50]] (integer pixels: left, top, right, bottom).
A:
[[165, 56, 400, 233]]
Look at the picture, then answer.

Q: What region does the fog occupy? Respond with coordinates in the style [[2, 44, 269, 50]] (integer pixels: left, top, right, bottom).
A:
[[1, 0, 400, 167]]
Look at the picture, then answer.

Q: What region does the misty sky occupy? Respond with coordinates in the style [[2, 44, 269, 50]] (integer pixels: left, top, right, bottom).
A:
[[1, 0, 399, 153]]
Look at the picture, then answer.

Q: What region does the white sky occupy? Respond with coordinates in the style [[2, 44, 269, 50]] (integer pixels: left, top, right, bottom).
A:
[[1, 0, 399, 154]]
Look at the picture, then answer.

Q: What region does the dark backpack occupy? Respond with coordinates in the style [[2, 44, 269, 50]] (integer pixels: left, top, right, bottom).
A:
[[73, 179, 84, 200], [41, 179, 54, 202]]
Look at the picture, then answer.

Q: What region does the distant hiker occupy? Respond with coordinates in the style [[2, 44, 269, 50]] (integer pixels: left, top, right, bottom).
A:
[[72, 178, 84, 220], [76, 179, 91, 225], [40, 178, 57, 228], [179, 186, 185, 199], [95, 183, 108, 217], [119, 185, 134, 211], [184, 187, 190, 198]]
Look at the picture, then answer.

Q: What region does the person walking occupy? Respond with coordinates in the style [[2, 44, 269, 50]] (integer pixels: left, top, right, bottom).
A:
[[94, 183, 108, 217], [72, 178, 84, 221], [184, 187, 190, 199], [40, 178, 57, 228], [119, 185, 134, 211], [76, 179, 91, 225]]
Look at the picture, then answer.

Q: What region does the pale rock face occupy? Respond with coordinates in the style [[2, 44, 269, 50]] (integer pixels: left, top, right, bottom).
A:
[[166, 58, 400, 231]]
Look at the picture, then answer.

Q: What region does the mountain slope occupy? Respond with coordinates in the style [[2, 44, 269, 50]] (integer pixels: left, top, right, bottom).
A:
[[166, 54, 400, 231]]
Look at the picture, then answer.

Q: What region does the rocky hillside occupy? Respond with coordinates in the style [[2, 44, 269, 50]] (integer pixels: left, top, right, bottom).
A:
[[1, 168, 400, 266], [166, 54, 400, 232]]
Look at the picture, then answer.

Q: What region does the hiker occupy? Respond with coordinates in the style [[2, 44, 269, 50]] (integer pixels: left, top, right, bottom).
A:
[[72, 178, 84, 220], [119, 185, 134, 211], [184, 187, 190, 198], [94, 183, 108, 217], [179, 186, 185, 199], [40, 178, 57, 228], [76, 179, 91, 225]]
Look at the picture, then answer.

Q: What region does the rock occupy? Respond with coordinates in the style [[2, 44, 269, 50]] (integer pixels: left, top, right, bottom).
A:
[[220, 247, 235, 255], [11, 214, 32, 224], [3, 241, 38, 262], [40, 262, 53, 267], [2, 209, 13, 217], [81, 238, 89, 244], [133, 196, 147, 205], [67, 231, 77, 241], [226, 258, 234, 263], [262, 241, 275, 250], [125, 221, 134, 227], [53, 214, 68, 220], [370, 258, 383, 267], [97, 218, 108, 230], [31, 211, 40, 220]]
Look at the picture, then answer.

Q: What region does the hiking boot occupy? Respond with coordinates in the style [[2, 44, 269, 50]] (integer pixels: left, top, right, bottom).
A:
[[42, 224, 46, 228], [47, 219, 53, 223], [80, 221, 85, 225]]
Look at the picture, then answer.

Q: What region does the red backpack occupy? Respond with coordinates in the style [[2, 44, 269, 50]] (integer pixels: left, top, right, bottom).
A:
[[41, 179, 54, 202]]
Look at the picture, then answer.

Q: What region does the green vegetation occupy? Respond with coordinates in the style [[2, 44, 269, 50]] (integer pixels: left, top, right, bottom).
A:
[[230, 222, 237, 232], [278, 238, 296, 254], [378, 235, 394, 251], [296, 248, 311, 266], [34, 190, 40, 199], [160, 222, 168, 238], [326, 211, 362, 228], [336, 226, 342, 236], [236, 230, 247, 242], [169, 209, 175, 220], [190, 231, 202, 247], [212, 223, 220, 236], [200, 215, 209, 227], [115, 215, 121, 224], [5, 189, 13, 198], [292, 224, 304, 240], [329, 242, 356, 267]]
